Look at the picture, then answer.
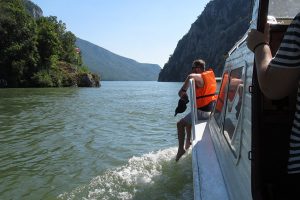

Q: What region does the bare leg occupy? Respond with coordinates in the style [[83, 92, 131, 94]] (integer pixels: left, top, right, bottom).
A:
[[176, 119, 186, 161], [185, 124, 192, 150]]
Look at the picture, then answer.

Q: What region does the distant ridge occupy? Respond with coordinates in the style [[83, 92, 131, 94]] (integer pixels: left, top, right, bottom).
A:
[[76, 38, 161, 81]]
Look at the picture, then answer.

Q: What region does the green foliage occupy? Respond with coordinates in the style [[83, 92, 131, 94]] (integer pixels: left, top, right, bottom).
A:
[[60, 31, 78, 64], [49, 67, 63, 87], [0, 0, 39, 87], [78, 65, 90, 73], [36, 16, 61, 69], [0, 0, 100, 87], [31, 70, 53, 87], [61, 73, 77, 87]]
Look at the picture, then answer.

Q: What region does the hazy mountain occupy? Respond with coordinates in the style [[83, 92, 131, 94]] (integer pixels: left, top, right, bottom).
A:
[[76, 38, 161, 81], [158, 0, 252, 81], [23, 0, 160, 81]]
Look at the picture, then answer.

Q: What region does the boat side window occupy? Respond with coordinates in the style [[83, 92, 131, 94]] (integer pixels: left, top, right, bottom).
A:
[[223, 67, 244, 156], [214, 71, 229, 128]]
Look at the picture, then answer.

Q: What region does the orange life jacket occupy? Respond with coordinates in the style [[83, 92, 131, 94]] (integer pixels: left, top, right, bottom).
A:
[[215, 73, 243, 112], [196, 70, 217, 109], [215, 73, 228, 112]]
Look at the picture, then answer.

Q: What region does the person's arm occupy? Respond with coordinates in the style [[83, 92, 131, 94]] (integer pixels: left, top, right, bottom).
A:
[[178, 73, 203, 97], [248, 24, 300, 99], [178, 77, 189, 97]]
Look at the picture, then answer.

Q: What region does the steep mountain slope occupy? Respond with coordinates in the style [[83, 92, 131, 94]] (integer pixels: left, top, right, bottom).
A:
[[23, 0, 43, 18], [158, 0, 252, 81], [76, 38, 161, 81]]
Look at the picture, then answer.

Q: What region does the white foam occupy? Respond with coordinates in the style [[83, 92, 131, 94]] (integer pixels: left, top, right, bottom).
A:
[[59, 147, 193, 200]]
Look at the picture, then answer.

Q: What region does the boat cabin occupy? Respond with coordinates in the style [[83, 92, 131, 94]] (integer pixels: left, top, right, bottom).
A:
[[191, 0, 300, 199]]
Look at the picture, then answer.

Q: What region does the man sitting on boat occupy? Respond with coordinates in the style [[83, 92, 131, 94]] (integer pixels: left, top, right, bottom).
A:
[[176, 59, 217, 161]]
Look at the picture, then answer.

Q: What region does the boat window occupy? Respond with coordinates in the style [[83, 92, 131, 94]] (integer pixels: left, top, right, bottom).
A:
[[223, 67, 244, 157], [214, 71, 229, 127], [268, 0, 300, 19]]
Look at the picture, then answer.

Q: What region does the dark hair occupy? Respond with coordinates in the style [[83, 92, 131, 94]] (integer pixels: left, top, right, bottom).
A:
[[192, 59, 205, 71]]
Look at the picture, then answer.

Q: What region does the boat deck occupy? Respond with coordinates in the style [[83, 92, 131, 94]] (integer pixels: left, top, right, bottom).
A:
[[192, 121, 229, 200]]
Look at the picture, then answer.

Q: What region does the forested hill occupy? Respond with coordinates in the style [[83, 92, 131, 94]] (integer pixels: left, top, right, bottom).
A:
[[0, 0, 99, 88], [76, 38, 161, 81], [158, 0, 251, 82]]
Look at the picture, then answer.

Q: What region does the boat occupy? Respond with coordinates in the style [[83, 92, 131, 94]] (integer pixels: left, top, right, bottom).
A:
[[190, 0, 300, 199]]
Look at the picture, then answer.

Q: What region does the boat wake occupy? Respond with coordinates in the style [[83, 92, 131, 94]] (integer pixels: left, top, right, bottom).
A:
[[58, 147, 193, 200]]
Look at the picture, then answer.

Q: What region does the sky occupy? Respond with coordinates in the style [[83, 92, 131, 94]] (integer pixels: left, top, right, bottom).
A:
[[30, 0, 211, 68]]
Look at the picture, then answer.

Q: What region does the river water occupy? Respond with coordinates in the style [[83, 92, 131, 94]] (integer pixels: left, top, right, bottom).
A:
[[0, 81, 194, 200]]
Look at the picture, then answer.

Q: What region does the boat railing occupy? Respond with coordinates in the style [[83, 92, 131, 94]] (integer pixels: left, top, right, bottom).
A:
[[189, 79, 198, 140], [215, 77, 222, 82]]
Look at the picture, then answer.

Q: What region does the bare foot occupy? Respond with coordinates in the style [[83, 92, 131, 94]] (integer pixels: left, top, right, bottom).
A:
[[185, 141, 191, 150], [175, 149, 186, 162]]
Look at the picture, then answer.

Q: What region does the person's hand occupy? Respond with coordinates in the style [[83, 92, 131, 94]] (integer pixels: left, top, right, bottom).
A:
[[247, 23, 270, 52]]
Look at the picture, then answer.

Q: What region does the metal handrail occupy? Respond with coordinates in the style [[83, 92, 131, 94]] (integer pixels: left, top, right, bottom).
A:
[[189, 79, 198, 141]]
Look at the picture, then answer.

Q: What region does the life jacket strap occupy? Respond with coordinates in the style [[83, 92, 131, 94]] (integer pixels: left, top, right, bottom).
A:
[[196, 93, 217, 99]]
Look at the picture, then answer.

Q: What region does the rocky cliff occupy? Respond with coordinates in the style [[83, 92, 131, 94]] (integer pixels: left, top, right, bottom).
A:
[[23, 0, 43, 18], [158, 0, 252, 81]]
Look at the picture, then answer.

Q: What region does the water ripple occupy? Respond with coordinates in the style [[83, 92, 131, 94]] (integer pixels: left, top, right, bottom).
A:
[[0, 82, 186, 199]]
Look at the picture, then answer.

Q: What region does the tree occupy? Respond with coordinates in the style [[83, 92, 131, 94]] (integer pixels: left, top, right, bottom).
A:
[[36, 16, 61, 70], [0, 0, 99, 87], [0, 0, 39, 87], [61, 31, 78, 64]]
